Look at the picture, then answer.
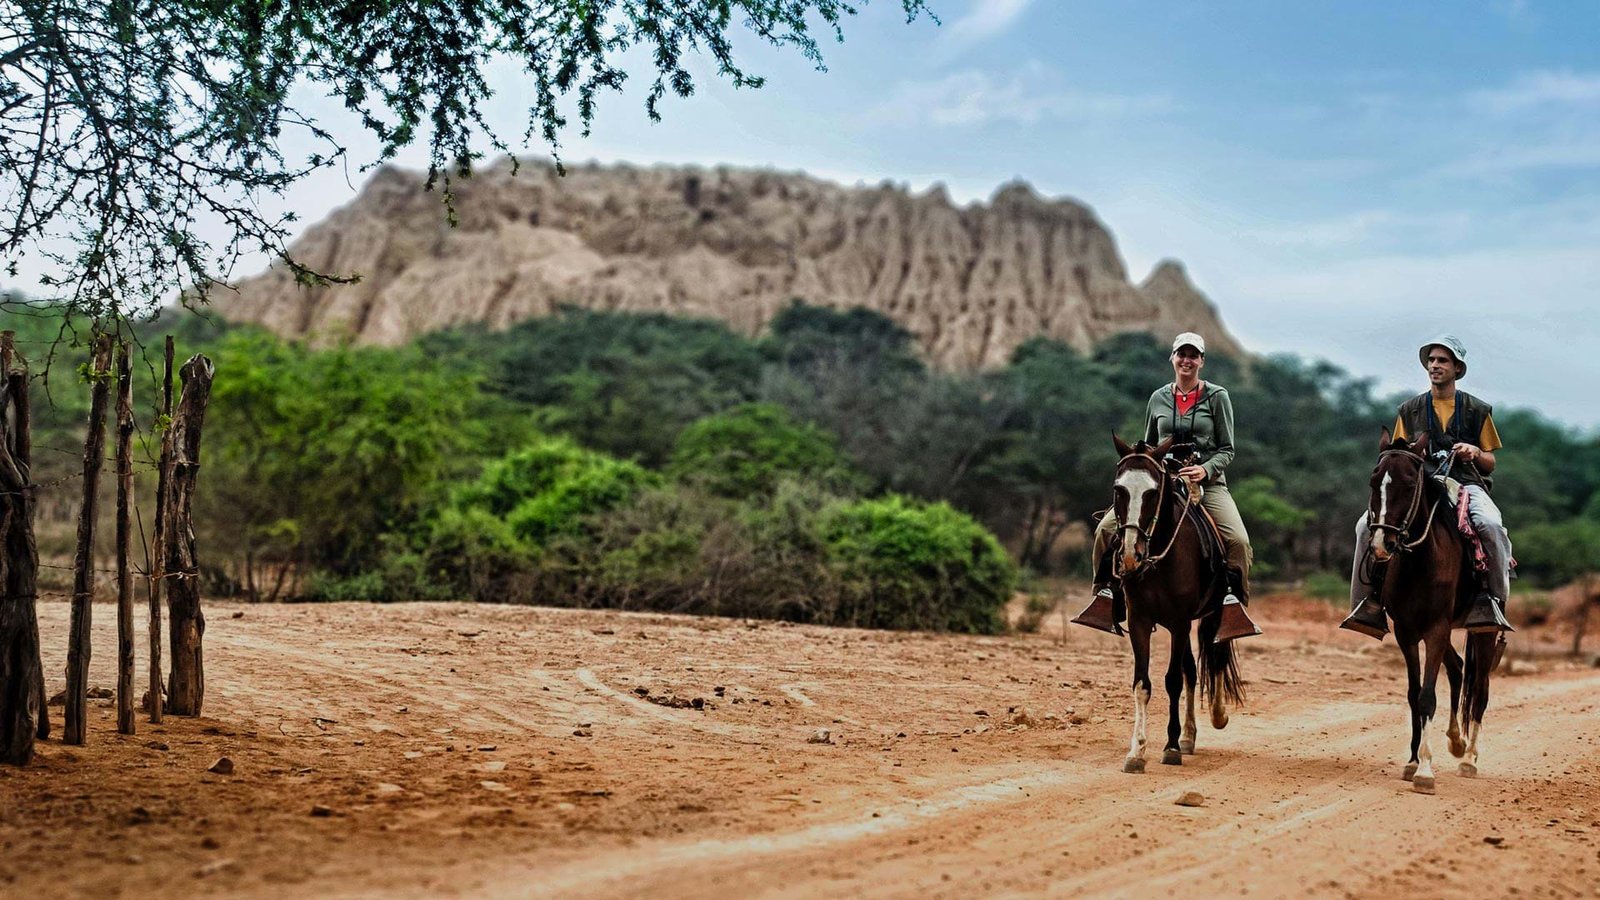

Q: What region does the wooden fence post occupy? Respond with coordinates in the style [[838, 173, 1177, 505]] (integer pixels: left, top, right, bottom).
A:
[[115, 340, 135, 735], [65, 333, 112, 745], [147, 337, 173, 724], [165, 354, 214, 716], [0, 332, 44, 763]]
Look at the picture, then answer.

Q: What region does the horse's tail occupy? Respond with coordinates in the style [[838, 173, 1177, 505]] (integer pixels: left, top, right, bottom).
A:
[[1198, 614, 1246, 706]]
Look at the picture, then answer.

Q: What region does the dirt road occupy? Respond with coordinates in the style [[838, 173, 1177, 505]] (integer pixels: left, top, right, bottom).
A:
[[4, 596, 1598, 898]]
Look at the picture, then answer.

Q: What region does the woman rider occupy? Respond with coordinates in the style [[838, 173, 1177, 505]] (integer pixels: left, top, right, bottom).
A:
[[1072, 332, 1257, 639]]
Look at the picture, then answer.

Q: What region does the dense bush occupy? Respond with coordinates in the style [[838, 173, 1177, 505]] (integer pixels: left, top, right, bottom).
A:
[[455, 436, 660, 545], [822, 495, 1016, 634], [669, 403, 858, 497]]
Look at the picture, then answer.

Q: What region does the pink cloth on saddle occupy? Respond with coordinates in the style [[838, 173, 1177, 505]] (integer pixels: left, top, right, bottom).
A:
[[1455, 486, 1515, 575]]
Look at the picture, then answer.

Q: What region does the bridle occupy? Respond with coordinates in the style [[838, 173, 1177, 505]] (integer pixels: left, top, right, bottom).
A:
[[1113, 451, 1194, 574], [1367, 447, 1449, 553]]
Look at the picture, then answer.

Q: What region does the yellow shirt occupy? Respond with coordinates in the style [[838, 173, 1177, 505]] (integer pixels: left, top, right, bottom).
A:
[[1391, 395, 1502, 452]]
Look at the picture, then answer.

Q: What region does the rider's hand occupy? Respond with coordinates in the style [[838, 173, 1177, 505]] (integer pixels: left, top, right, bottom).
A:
[[1178, 465, 1207, 483], [1451, 442, 1480, 462]]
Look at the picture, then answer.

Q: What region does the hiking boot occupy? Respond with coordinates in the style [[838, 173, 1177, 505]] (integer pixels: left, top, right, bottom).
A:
[[1071, 585, 1124, 635], [1341, 593, 1390, 640], [1461, 590, 1514, 634]]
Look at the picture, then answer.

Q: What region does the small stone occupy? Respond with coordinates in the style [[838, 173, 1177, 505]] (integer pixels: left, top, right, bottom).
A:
[[808, 729, 833, 744], [144, 741, 170, 752], [1507, 659, 1539, 676], [481, 761, 507, 773], [200, 836, 221, 850], [974, 709, 990, 717], [310, 804, 333, 817], [403, 751, 423, 759], [480, 781, 508, 792], [377, 783, 404, 794], [1484, 835, 1505, 845], [572, 729, 592, 737], [197, 858, 236, 877], [1175, 791, 1206, 807], [208, 757, 234, 775], [633, 686, 650, 696], [231, 611, 244, 619], [478, 744, 497, 752]]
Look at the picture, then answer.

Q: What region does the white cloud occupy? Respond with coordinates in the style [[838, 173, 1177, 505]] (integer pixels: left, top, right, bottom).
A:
[[943, 0, 1035, 47], [1433, 135, 1600, 178], [876, 65, 1174, 127], [1469, 70, 1600, 113]]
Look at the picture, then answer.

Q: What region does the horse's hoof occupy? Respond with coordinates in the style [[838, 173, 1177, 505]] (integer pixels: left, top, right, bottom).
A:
[[1123, 757, 1146, 774], [1211, 711, 1229, 730], [1459, 762, 1478, 778], [1179, 739, 1196, 755], [1412, 775, 1436, 794], [1448, 737, 1467, 758], [1402, 763, 1418, 782], [1162, 748, 1183, 766]]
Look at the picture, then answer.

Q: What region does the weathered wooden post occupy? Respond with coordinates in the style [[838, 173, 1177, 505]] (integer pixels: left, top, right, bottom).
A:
[[165, 354, 213, 716], [146, 336, 173, 724], [65, 333, 113, 745], [114, 339, 136, 735], [0, 331, 44, 763]]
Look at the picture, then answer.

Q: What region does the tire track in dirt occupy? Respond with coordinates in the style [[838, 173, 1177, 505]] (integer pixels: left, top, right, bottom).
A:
[[505, 672, 1600, 900]]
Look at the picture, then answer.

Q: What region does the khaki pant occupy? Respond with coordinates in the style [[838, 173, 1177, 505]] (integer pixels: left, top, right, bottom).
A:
[[1094, 483, 1253, 576]]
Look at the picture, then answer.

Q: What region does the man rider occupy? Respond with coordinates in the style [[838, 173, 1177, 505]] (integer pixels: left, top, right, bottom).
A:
[[1341, 334, 1514, 638]]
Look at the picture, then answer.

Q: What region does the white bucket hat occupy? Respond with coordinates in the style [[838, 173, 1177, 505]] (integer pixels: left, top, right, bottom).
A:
[[1171, 332, 1206, 355], [1419, 334, 1467, 379]]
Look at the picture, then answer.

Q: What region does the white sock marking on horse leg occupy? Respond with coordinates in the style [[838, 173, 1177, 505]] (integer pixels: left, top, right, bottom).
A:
[[1127, 684, 1150, 764], [1416, 715, 1435, 782], [1465, 720, 1481, 771]]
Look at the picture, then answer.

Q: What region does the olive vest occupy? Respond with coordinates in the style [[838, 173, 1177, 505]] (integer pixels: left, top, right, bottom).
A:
[[1396, 390, 1493, 491]]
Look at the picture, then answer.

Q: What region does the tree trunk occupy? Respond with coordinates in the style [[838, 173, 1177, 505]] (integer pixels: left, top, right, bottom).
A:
[[146, 337, 173, 724], [65, 333, 113, 745], [165, 354, 214, 716], [114, 340, 136, 735], [0, 337, 44, 764]]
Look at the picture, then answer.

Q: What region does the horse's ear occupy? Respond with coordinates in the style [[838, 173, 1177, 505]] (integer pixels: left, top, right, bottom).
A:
[[1152, 436, 1174, 458], [1378, 425, 1391, 451], [1113, 433, 1134, 457], [1409, 432, 1429, 455]]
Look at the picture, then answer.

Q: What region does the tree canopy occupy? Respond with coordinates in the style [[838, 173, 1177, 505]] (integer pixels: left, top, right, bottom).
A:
[[0, 1, 933, 319]]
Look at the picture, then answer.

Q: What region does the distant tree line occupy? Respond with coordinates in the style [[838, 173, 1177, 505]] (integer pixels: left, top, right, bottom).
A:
[[8, 297, 1598, 632]]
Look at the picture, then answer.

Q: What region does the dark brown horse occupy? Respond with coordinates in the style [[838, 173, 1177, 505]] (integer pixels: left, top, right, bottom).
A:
[[1110, 435, 1245, 773], [1365, 431, 1499, 793]]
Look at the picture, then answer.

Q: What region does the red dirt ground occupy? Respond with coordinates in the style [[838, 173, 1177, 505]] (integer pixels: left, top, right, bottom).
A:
[[4, 592, 1599, 898]]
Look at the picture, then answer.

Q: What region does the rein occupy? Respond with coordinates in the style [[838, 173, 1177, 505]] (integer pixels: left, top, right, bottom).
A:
[[1368, 448, 1452, 552], [1113, 452, 1195, 574]]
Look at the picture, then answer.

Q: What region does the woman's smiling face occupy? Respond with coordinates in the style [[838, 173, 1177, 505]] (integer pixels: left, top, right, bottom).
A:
[[1172, 346, 1204, 382]]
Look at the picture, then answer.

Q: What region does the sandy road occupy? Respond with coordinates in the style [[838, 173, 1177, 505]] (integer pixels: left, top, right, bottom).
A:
[[5, 596, 1599, 899]]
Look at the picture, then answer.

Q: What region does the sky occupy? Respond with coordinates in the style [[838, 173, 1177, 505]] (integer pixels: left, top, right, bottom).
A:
[[11, 1, 1600, 429]]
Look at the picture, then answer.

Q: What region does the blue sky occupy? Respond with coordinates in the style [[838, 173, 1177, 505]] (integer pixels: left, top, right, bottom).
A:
[[16, 1, 1599, 429]]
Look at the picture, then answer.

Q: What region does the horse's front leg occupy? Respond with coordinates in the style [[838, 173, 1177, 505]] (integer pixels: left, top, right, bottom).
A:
[[1163, 627, 1185, 765], [1399, 634, 1423, 783], [1124, 616, 1153, 774], [1410, 624, 1451, 794], [1180, 634, 1197, 755]]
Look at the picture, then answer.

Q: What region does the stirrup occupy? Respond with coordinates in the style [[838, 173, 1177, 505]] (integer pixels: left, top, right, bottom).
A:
[[1340, 595, 1389, 640], [1213, 594, 1262, 643], [1070, 588, 1124, 636], [1461, 592, 1514, 634]]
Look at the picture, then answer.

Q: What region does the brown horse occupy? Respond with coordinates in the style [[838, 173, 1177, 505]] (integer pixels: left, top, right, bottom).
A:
[[1365, 431, 1499, 793], [1109, 435, 1245, 773]]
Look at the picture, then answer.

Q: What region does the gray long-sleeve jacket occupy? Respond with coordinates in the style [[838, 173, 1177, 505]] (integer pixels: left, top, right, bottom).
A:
[[1142, 383, 1237, 486]]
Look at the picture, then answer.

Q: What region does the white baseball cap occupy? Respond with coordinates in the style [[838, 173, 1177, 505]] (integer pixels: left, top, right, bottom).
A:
[[1171, 332, 1206, 355]]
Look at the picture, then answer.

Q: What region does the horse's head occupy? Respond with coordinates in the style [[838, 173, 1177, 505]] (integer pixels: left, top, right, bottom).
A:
[[1367, 428, 1430, 561], [1112, 434, 1175, 572]]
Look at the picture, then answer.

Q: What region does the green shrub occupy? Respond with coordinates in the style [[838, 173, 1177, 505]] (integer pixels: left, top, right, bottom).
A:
[[669, 403, 858, 497], [1301, 570, 1349, 602], [457, 437, 659, 546], [822, 495, 1016, 634]]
